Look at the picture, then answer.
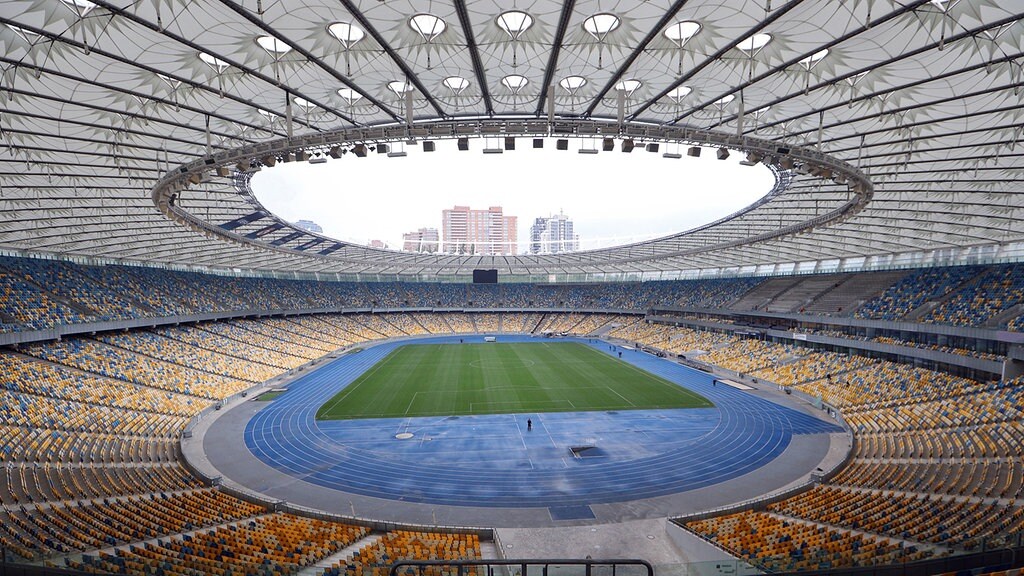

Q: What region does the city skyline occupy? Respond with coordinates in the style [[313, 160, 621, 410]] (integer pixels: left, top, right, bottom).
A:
[[252, 138, 772, 253], [401, 209, 580, 254]]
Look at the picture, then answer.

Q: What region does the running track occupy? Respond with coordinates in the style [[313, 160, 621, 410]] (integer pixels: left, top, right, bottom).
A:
[[244, 336, 842, 509]]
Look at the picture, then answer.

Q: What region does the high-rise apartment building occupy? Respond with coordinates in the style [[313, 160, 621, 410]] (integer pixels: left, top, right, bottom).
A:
[[529, 212, 578, 254], [402, 227, 440, 253], [442, 206, 517, 255]]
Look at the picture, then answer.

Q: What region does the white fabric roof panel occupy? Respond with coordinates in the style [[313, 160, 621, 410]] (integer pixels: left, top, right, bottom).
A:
[[0, 0, 1021, 278]]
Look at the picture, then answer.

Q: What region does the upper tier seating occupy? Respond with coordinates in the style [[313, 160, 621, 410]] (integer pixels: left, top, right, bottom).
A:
[[2, 255, 1024, 334], [923, 265, 1024, 326], [855, 266, 980, 321]]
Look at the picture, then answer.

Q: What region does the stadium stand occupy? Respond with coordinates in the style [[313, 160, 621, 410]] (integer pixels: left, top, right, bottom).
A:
[[854, 266, 981, 321], [753, 350, 871, 388], [3, 255, 1024, 574], [682, 360, 1024, 569], [700, 339, 810, 375], [0, 315, 489, 569], [325, 530, 481, 576], [684, 509, 931, 572], [923, 265, 1024, 327], [68, 514, 368, 576]]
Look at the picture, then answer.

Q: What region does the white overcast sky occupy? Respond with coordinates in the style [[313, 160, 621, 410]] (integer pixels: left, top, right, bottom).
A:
[[252, 138, 774, 251]]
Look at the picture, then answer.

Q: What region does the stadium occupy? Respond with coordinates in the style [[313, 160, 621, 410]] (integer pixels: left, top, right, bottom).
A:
[[1, 1, 1023, 575]]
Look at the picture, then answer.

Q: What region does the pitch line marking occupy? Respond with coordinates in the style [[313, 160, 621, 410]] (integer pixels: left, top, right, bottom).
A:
[[605, 386, 636, 408], [318, 349, 394, 416]]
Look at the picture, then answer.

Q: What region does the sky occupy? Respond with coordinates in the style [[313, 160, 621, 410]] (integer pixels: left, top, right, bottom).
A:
[[251, 137, 775, 252]]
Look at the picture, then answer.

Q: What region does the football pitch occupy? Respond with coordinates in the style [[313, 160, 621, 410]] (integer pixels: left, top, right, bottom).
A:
[[316, 341, 712, 420]]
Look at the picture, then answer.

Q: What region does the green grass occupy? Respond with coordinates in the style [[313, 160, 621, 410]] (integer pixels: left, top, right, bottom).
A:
[[255, 390, 286, 401], [316, 342, 711, 420]]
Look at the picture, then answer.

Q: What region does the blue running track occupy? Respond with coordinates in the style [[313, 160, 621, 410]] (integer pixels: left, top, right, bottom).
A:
[[244, 336, 841, 508]]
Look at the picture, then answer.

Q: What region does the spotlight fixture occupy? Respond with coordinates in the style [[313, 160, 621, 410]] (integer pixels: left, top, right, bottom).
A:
[[745, 152, 763, 164], [216, 166, 231, 177], [328, 147, 343, 159], [261, 155, 276, 167], [203, 157, 216, 166], [376, 144, 389, 154], [458, 138, 469, 151], [716, 147, 730, 160], [533, 138, 544, 149], [621, 139, 634, 153], [295, 150, 310, 162], [779, 157, 795, 170], [282, 152, 296, 163], [187, 172, 202, 185], [687, 146, 701, 157], [646, 143, 659, 153], [351, 144, 367, 157], [505, 137, 516, 150], [556, 139, 568, 150], [422, 141, 436, 152], [235, 161, 250, 172], [602, 138, 615, 152]]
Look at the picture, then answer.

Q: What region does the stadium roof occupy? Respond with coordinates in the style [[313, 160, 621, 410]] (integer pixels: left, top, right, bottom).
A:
[[1, 0, 1022, 281]]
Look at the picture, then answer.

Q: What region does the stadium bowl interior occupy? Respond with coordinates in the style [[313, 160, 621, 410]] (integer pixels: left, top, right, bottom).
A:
[[1, 1, 1024, 575]]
